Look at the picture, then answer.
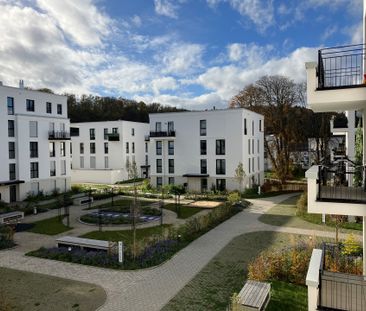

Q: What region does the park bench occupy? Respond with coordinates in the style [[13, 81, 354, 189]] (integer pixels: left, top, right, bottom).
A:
[[73, 195, 93, 206], [236, 280, 270, 311], [0, 211, 24, 225], [56, 236, 114, 253]]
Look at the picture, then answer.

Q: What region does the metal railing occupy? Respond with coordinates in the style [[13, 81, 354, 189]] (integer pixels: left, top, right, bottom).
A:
[[149, 130, 176, 138], [107, 133, 120, 141], [48, 131, 70, 140], [318, 43, 366, 89], [317, 165, 366, 204]]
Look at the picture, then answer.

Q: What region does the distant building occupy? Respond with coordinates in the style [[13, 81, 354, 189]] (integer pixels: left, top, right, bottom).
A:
[[0, 81, 71, 202], [70, 121, 149, 184], [148, 108, 264, 192]]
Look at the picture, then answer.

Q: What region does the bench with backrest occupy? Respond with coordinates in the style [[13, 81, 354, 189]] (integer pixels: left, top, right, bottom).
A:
[[0, 211, 24, 225], [236, 280, 271, 311], [73, 195, 94, 206], [56, 236, 113, 253]]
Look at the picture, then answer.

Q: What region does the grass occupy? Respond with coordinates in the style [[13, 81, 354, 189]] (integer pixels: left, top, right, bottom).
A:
[[80, 224, 171, 246], [259, 195, 362, 234], [27, 216, 73, 235], [84, 198, 152, 210], [162, 231, 308, 311], [0, 267, 106, 311], [163, 203, 203, 219]]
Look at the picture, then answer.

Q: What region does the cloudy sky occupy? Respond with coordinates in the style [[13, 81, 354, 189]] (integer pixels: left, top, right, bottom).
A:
[[0, 0, 363, 108]]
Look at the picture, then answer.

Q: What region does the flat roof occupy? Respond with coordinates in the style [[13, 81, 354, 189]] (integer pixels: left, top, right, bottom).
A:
[[71, 120, 149, 126], [0, 84, 67, 98], [149, 107, 263, 117]]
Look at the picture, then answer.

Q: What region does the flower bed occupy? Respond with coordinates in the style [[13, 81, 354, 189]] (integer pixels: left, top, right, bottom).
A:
[[0, 225, 15, 250]]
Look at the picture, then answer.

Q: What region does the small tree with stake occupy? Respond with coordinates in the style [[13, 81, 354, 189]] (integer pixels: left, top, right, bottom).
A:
[[235, 162, 246, 192], [169, 185, 186, 218], [128, 160, 139, 259]]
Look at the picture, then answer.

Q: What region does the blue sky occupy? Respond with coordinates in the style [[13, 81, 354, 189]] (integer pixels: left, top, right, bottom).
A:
[[0, 0, 362, 108]]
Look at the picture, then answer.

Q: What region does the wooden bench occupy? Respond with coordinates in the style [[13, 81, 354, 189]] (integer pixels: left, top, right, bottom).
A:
[[73, 196, 93, 206], [0, 211, 24, 225], [56, 236, 114, 253], [236, 280, 271, 311]]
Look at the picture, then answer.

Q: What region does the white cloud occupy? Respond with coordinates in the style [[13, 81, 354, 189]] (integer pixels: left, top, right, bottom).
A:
[[152, 77, 178, 95], [321, 25, 338, 41], [154, 0, 179, 19], [227, 43, 272, 66], [131, 15, 142, 27], [343, 22, 363, 44]]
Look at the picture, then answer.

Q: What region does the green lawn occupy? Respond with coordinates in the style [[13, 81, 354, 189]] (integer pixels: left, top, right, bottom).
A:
[[27, 216, 73, 235], [80, 224, 171, 245], [258, 195, 362, 234], [163, 203, 203, 219], [84, 198, 152, 210], [162, 231, 308, 311], [0, 267, 106, 311]]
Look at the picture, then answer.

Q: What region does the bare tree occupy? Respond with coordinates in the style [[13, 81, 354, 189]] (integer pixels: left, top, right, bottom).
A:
[[234, 162, 246, 191]]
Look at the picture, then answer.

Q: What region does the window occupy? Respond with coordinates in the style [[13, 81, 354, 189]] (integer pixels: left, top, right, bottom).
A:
[[155, 122, 162, 132], [30, 142, 38, 158], [252, 158, 255, 173], [216, 159, 226, 175], [126, 142, 129, 153], [90, 143, 95, 154], [145, 155, 149, 165], [26, 99, 35, 112], [70, 142, 72, 155], [104, 156, 109, 168], [248, 139, 251, 155], [156, 141, 162, 155], [80, 157, 84, 168], [258, 157, 260, 171], [168, 121, 174, 133], [168, 141, 174, 155], [252, 120, 254, 135], [252, 140, 254, 154], [60, 160, 66, 176], [157, 177, 163, 188], [90, 156, 96, 169], [200, 120, 207, 136], [145, 142, 148, 153], [216, 139, 225, 155], [29, 121, 38, 137], [89, 128, 95, 140], [131, 128, 135, 136], [104, 142, 109, 154], [168, 177, 175, 185], [156, 159, 162, 173], [104, 128, 108, 140], [132, 142, 135, 153], [216, 179, 226, 191], [7, 97, 14, 115], [200, 140, 207, 155], [244, 118, 247, 135], [112, 127, 118, 134], [257, 139, 259, 153], [30, 162, 39, 179], [60, 142, 66, 157], [50, 161, 56, 176], [259, 119, 262, 132], [46, 102, 52, 114], [168, 159, 174, 174], [9, 163, 16, 180], [201, 159, 207, 174], [80, 143, 84, 154], [248, 158, 251, 174], [49, 142, 55, 157], [49, 122, 55, 132], [8, 142, 15, 159], [57, 104, 62, 115], [8, 120, 15, 137], [201, 178, 208, 192]]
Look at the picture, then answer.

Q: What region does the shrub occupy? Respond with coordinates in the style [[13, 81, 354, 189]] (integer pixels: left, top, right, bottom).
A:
[[296, 192, 307, 216], [342, 234, 362, 256], [228, 192, 241, 205], [0, 225, 15, 250]]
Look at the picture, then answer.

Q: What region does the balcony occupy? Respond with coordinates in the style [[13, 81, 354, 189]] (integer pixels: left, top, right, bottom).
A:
[[149, 130, 176, 138], [306, 44, 366, 113], [48, 131, 70, 140], [332, 113, 348, 129], [107, 133, 120, 141]]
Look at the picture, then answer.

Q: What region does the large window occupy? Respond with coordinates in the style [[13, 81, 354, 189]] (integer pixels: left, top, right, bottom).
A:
[[104, 128, 108, 140], [200, 140, 207, 155], [131, 128, 135, 136], [30, 162, 39, 179], [168, 121, 174, 132], [244, 118, 247, 135], [216, 159, 226, 175], [90, 156, 96, 169], [80, 143, 84, 154], [168, 177, 175, 185], [168, 141, 174, 155], [145, 142, 148, 153], [200, 120, 207, 136], [104, 156, 109, 169], [9, 163, 16, 180], [57, 104, 62, 115], [8, 120, 15, 137], [216, 179, 226, 191], [90, 142, 95, 154], [46, 102, 52, 114], [216, 139, 225, 155], [168, 159, 174, 174], [49, 142, 55, 157], [29, 121, 38, 137], [7, 97, 14, 115], [156, 141, 162, 155], [89, 128, 95, 140], [155, 122, 162, 132], [8, 142, 15, 159], [156, 159, 162, 173], [104, 142, 108, 154], [61, 160, 66, 175], [157, 176, 163, 188], [26, 99, 35, 112], [201, 178, 208, 192], [259, 119, 262, 132], [126, 142, 129, 153], [132, 142, 135, 153], [252, 120, 254, 135], [60, 142, 66, 156], [50, 161, 56, 176], [30, 142, 38, 158], [200, 159, 207, 174]]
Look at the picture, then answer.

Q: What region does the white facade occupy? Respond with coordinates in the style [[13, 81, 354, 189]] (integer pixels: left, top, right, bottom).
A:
[[0, 82, 71, 203], [148, 108, 264, 192], [71, 121, 149, 184]]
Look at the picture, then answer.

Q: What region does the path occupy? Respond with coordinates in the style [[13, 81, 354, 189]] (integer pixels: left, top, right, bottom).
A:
[[0, 193, 347, 311]]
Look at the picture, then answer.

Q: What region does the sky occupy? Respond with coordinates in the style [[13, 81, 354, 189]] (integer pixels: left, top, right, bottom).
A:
[[0, 0, 363, 109]]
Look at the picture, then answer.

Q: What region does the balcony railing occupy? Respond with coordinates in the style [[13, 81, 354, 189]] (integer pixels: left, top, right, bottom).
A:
[[317, 164, 366, 203], [149, 130, 176, 138], [48, 131, 70, 140], [318, 43, 366, 90], [107, 133, 120, 141]]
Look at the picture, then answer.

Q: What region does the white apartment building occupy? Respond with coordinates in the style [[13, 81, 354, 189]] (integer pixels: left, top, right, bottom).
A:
[[0, 81, 71, 203], [148, 108, 264, 192], [70, 121, 149, 184]]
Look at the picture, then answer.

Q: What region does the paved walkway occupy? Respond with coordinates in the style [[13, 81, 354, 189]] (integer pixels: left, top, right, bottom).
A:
[[0, 193, 349, 311]]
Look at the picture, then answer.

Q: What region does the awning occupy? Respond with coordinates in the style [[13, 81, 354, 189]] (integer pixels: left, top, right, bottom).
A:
[[0, 180, 25, 186], [183, 174, 209, 178]]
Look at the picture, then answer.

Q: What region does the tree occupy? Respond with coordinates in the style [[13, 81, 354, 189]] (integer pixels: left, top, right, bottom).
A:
[[128, 159, 139, 259], [354, 124, 363, 186], [169, 185, 186, 217], [125, 158, 131, 179], [234, 162, 246, 191]]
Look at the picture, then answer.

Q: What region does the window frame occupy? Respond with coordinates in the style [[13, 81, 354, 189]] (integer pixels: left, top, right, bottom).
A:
[[26, 99, 35, 112], [156, 159, 162, 173], [30, 162, 39, 179], [46, 102, 52, 114], [200, 120, 207, 136], [30, 142, 38, 158], [216, 139, 225, 155], [216, 159, 226, 175], [7, 97, 14, 115]]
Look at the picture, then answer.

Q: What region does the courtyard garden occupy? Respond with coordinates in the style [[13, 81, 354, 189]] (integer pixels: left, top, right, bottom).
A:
[[26, 216, 73, 235]]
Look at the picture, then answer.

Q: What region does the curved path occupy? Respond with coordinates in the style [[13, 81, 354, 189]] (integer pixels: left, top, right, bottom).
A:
[[0, 193, 349, 311]]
